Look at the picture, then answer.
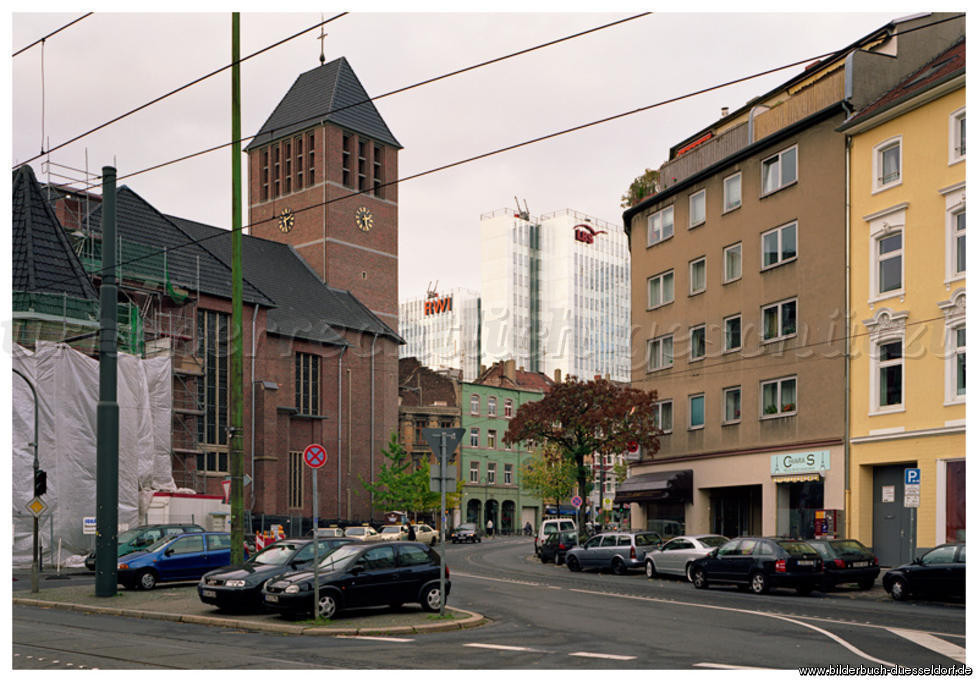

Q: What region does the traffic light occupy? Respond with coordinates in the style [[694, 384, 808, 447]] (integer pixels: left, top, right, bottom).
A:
[[34, 469, 47, 497]]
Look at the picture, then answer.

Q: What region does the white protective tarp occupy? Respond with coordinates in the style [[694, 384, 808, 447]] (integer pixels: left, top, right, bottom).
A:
[[12, 341, 175, 568]]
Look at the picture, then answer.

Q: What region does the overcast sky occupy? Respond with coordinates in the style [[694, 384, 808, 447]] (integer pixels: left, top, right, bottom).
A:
[[11, 8, 899, 302]]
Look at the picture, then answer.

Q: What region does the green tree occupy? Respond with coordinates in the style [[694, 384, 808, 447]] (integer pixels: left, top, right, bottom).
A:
[[520, 445, 578, 510], [360, 434, 426, 515], [620, 168, 660, 208]]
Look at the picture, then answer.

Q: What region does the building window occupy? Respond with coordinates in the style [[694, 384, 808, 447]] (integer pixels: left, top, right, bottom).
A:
[[307, 132, 315, 184], [873, 137, 902, 191], [357, 140, 368, 191], [487, 462, 496, 485], [647, 206, 674, 247], [647, 269, 674, 309], [689, 189, 706, 228], [950, 208, 966, 279], [295, 352, 320, 415], [653, 400, 673, 434], [761, 145, 797, 195], [469, 428, 480, 448], [470, 394, 480, 415], [875, 340, 904, 410], [504, 398, 513, 418], [647, 335, 674, 372], [949, 107, 966, 163], [762, 299, 797, 341], [723, 242, 742, 283], [689, 324, 706, 361], [469, 460, 479, 483], [197, 451, 228, 474], [723, 172, 741, 212], [487, 396, 497, 416], [948, 326, 966, 401], [295, 136, 304, 190], [504, 463, 513, 485], [342, 134, 352, 187], [284, 140, 292, 193], [688, 394, 705, 430], [197, 310, 229, 447], [724, 386, 742, 424], [288, 451, 303, 509], [260, 149, 269, 201], [875, 231, 903, 296], [761, 376, 797, 417], [487, 429, 497, 449], [762, 221, 797, 269], [414, 418, 426, 445], [373, 144, 384, 198], [724, 314, 742, 352], [689, 257, 706, 295]]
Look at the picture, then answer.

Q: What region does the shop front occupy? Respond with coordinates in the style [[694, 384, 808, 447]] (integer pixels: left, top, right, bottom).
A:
[[615, 469, 692, 537], [771, 449, 833, 539]]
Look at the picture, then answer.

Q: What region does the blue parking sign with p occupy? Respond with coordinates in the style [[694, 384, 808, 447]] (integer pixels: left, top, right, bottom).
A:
[[905, 468, 921, 485]]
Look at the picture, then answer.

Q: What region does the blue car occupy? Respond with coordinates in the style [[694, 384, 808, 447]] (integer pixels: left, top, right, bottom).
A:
[[118, 531, 237, 590]]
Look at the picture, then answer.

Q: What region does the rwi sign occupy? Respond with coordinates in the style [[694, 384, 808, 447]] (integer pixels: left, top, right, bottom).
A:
[[424, 296, 453, 316], [574, 223, 606, 245]]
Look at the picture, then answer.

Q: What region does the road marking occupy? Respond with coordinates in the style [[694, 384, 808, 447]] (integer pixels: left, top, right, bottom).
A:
[[465, 643, 543, 653], [547, 585, 562, 589], [570, 652, 637, 661], [694, 663, 777, 670], [568, 587, 894, 668], [887, 628, 967, 664], [335, 635, 414, 642], [452, 571, 541, 587]]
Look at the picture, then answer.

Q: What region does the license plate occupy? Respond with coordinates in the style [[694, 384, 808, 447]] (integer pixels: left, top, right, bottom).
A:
[[797, 560, 814, 566], [201, 589, 216, 598], [853, 561, 869, 568], [266, 594, 279, 603]]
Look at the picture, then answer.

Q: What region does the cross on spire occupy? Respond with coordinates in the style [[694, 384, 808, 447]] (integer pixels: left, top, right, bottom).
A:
[[317, 16, 327, 65]]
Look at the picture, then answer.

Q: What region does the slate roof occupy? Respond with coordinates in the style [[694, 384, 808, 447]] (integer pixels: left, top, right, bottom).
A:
[[475, 361, 554, 393], [12, 165, 98, 300], [86, 187, 273, 307], [171, 216, 402, 345], [245, 56, 401, 151], [840, 37, 966, 130]]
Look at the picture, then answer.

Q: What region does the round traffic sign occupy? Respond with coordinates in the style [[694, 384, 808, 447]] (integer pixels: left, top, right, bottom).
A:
[[627, 441, 639, 454], [570, 495, 583, 509], [303, 443, 328, 469]]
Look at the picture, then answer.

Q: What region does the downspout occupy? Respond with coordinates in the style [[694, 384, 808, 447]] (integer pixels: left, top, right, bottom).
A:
[[249, 304, 259, 511], [844, 133, 852, 539], [337, 346, 347, 519], [347, 366, 352, 519], [369, 333, 379, 513]]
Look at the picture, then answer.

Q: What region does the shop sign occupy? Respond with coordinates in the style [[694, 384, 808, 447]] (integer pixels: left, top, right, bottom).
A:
[[770, 450, 830, 476], [574, 224, 607, 245], [424, 296, 453, 316]]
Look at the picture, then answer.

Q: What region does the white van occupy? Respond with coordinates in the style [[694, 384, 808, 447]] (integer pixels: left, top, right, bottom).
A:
[[535, 517, 577, 555]]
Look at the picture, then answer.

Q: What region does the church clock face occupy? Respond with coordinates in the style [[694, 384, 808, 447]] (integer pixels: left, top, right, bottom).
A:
[[278, 208, 295, 233], [355, 206, 374, 232]]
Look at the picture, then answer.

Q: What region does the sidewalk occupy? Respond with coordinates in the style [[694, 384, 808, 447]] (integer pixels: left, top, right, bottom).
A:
[[12, 580, 486, 636]]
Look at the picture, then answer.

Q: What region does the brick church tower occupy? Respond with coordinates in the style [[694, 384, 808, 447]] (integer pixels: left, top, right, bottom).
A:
[[245, 56, 401, 328]]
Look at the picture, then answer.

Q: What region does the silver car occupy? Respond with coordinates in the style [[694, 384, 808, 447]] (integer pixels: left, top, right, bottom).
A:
[[565, 530, 662, 574], [644, 534, 728, 582]]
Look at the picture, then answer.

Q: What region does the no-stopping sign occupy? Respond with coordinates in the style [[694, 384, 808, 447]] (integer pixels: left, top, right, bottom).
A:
[[303, 443, 328, 469]]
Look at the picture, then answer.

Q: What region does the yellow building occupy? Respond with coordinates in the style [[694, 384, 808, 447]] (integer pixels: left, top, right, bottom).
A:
[[840, 38, 965, 566]]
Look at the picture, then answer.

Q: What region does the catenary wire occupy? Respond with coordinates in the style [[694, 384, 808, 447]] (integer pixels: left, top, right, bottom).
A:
[[12, 12, 94, 57], [16, 13, 349, 168]]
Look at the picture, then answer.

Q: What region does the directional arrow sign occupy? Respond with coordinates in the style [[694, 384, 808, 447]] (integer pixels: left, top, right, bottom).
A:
[[422, 428, 466, 461]]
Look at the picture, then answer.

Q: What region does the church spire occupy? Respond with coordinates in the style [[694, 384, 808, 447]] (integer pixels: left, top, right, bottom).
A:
[[317, 16, 327, 66]]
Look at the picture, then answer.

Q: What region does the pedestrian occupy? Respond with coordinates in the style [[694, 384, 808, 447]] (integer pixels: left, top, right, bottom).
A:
[[407, 524, 416, 541], [524, 521, 532, 536], [486, 519, 494, 537]]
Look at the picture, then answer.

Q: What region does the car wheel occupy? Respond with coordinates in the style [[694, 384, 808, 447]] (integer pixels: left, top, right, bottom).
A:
[[137, 569, 157, 590], [541, 553, 551, 564], [858, 578, 875, 590], [796, 583, 813, 596], [749, 571, 769, 595], [317, 593, 338, 619], [567, 556, 582, 572], [889, 577, 908, 601], [692, 567, 708, 589], [612, 557, 627, 575], [421, 584, 442, 612], [685, 563, 696, 583], [645, 560, 656, 579]]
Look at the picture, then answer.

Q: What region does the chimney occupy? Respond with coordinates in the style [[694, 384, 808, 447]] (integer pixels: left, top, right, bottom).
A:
[[554, 368, 562, 383], [721, 106, 729, 117], [503, 359, 516, 383]]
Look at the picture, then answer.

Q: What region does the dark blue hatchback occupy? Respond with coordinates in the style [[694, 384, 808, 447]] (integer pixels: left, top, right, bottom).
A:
[[118, 532, 238, 590]]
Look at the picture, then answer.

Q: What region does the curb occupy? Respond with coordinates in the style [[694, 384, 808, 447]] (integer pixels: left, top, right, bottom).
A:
[[12, 597, 486, 636]]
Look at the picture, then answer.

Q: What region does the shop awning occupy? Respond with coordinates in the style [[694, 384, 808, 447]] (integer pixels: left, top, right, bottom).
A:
[[614, 470, 693, 505], [772, 473, 822, 483]]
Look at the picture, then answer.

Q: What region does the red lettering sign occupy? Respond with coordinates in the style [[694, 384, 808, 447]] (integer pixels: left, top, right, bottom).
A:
[[424, 296, 453, 316], [573, 223, 607, 246]]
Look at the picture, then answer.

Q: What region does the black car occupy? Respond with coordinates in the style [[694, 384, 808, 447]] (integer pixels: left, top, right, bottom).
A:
[[262, 541, 450, 620], [450, 523, 482, 544], [883, 543, 966, 601], [84, 523, 204, 571], [539, 530, 578, 565], [690, 537, 823, 595], [807, 539, 879, 590], [197, 537, 356, 611]]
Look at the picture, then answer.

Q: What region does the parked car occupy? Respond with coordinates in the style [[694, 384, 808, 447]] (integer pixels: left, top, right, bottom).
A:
[[409, 523, 439, 546], [883, 543, 965, 601], [450, 523, 482, 544], [85, 523, 205, 571], [539, 530, 579, 565], [535, 518, 577, 555], [565, 530, 662, 574], [310, 526, 345, 538], [690, 537, 823, 595], [806, 539, 879, 590], [377, 525, 408, 541], [645, 534, 728, 581], [344, 525, 380, 542], [198, 537, 356, 610], [262, 541, 450, 619], [118, 532, 239, 590]]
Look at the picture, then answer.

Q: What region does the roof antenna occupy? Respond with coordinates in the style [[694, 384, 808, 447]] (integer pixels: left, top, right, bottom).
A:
[[317, 14, 327, 65], [514, 196, 530, 221]]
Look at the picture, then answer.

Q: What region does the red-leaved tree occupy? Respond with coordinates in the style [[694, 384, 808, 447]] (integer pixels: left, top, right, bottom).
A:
[[503, 376, 662, 523]]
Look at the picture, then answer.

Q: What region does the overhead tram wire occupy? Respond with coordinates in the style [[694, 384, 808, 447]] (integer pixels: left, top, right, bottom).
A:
[[70, 12, 653, 191], [12, 12, 94, 57], [16, 13, 349, 168]]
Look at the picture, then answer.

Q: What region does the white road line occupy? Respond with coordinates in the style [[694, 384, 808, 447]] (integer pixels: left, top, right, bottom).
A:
[[694, 663, 778, 670], [887, 628, 967, 664], [570, 652, 637, 661], [452, 571, 541, 587], [335, 635, 415, 642], [465, 643, 543, 653]]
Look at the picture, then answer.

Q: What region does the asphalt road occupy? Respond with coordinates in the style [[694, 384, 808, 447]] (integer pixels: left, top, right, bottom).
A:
[[12, 537, 967, 670]]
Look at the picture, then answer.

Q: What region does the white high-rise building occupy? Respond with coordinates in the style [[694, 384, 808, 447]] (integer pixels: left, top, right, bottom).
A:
[[480, 206, 630, 382], [399, 287, 481, 381]]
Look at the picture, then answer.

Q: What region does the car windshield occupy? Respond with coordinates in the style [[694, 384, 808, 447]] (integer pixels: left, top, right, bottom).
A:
[[699, 536, 727, 547], [317, 544, 362, 570], [117, 528, 144, 545], [634, 533, 660, 546], [828, 540, 869, 557], [777, 540, 817, 556], [144, 535, 181, 553], [251, 543, 301, 566], [458, 524, 476, 531], [380, 526, 402, 534]]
